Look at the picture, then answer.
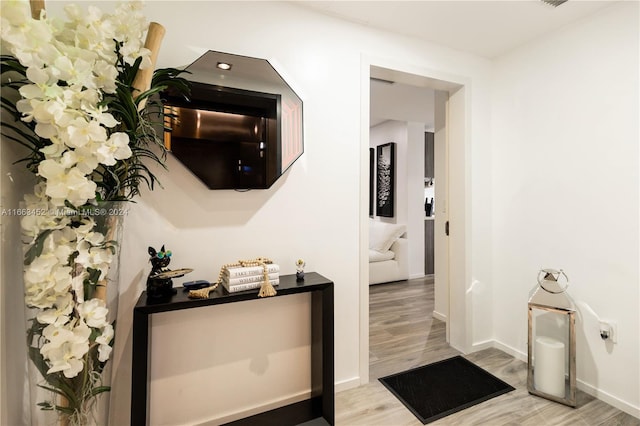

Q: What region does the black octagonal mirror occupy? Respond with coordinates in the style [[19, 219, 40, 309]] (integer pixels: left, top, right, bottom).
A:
[[163, 50, 303, 189]]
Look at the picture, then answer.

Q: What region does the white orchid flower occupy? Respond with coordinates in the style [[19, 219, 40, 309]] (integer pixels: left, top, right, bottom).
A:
[[94, 60, 118, 94], [70, 273, 86, 304], [41, 323, 76, 350], [96, 132, 132, 165], [41, 320, 91, 378], [38, 160, 97, 206], [51, 56, 95, 90], [37, 293, 74, 326], [77, 298, 108, 328], [17, 97, 66, 125], [82, 231, 105, 246], [97, 344, 112, 362], [65, 118, 108, 149], [46, 347, 85, 378], [0, 0, 31, 27], [51, 244, 74, 266], [25, 285, 58, 309], [59, 148, 99, 175], [24, 254, 59, 285], [34, 122, 58, 139], [0, 2, 54, 68], [96, 323, 114, 346], [24, 257, 73, 308], [76, 244, 113, 275], [73, 218, 96, 236], [95, 111, 118, 128], [39, 139, 68, 159], [97, 323, 115, 363]]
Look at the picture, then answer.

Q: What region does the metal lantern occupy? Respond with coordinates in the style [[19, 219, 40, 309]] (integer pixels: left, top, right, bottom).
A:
[[527, 268, 576, 407]]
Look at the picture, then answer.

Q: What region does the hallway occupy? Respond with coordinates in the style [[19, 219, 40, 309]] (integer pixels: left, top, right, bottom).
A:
[[335, 278, 638, 425]]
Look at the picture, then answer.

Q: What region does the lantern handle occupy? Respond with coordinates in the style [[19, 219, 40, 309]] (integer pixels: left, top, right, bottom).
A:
[[537, 268, 569, 293]]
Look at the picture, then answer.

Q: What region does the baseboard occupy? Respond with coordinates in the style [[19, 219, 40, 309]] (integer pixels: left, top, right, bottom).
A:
[[197, 377, 365, 425], [195, 391, 312, 425], [576, 378, 640, 419], [335, 376, 361, 392], [489, 339, 527, 363], [469, 339, 495, 353], [475, 340, 639, 419], [432, 310, 447, 322]]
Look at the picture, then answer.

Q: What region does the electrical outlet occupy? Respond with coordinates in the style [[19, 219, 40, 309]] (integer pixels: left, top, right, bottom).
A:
[[599, 320, 618, 344]]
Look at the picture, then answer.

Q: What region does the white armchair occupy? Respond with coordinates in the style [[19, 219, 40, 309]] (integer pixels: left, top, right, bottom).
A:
[[368, 221, 409, 285]]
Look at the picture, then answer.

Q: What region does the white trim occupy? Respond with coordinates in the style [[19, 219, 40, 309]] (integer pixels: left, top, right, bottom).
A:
[[335, 376, 361, 393], [473, 340, 640, 419], [576, 378, 640, 419], [490, 339, 528, 362], [358, 58, 371, 386], [432, 310, 447, 322]]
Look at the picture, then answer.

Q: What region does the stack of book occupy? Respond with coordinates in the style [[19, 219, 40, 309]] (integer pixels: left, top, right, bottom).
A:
[[221, 263, 280, 293]]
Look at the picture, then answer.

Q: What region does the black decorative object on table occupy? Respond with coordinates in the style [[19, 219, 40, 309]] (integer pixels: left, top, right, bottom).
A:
[[379, 356, 514, 424], [182, 280, 210, 290], [146, 245, 192, 299]]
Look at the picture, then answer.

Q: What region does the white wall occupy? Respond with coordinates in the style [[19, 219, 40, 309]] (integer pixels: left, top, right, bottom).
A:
[[370, 121, 426, 278], [407, 122, 427, 279], [2, 2, 495, 425], [491, 1, 639, 416]]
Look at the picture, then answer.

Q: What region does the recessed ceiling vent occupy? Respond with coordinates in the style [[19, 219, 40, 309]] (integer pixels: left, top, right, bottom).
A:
[[540, 0, 568, 7]]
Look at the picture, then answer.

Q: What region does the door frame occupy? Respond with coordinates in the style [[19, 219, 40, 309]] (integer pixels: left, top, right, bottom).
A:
[[359, 56, 472, 384]]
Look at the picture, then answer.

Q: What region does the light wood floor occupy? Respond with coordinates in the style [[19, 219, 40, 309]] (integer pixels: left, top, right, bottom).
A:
[[335, 277, 639, 426]]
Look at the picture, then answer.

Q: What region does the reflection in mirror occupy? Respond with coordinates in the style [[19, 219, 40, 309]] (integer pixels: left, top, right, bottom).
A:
[[163, 51, 303, 189]]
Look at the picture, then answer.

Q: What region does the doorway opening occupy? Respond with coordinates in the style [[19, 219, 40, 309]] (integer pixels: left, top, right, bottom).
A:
[[360, 62, 469, 384]]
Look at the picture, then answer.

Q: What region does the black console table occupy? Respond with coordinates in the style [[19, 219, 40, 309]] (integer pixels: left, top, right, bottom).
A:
[[131, 272, 334, 426]]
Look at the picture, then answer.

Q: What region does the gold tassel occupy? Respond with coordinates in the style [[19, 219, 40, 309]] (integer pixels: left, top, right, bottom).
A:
[[257, 262, 277, 298], [188, 283, 219, 299], [258, 284, 277, 298], [256, 259, 277, 298]]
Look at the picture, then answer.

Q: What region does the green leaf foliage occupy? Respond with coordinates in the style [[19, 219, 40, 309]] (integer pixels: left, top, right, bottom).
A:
[[1, 56, 191, 204]]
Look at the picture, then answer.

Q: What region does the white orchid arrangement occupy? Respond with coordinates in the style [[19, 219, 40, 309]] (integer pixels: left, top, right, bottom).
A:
[[0, 0, 189, 423]]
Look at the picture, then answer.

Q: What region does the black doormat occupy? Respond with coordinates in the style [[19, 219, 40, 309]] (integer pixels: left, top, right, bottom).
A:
[[379, 356, 515, 424]]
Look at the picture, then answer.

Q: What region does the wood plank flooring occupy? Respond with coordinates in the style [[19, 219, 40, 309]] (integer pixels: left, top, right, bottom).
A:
[[335, 277, 639, 426]]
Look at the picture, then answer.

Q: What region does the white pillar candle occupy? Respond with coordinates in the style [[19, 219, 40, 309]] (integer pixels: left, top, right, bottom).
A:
[[534, 336, 566, 398]]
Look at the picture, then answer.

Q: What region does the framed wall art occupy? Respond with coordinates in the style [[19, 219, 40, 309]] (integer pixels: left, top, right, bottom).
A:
[[376, 142, 395, 217]]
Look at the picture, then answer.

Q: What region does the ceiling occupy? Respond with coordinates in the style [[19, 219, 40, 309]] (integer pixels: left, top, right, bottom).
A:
[[295, 0, 618, 128], [294, 0, 618, 59]]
